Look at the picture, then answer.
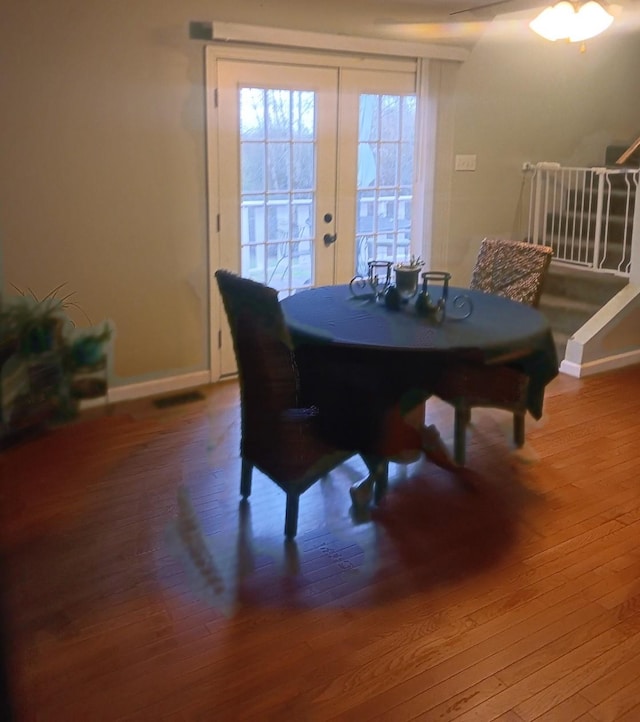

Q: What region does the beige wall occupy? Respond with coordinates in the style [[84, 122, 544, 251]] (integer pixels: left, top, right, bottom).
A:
[[2, 1, 639, 387], [448, 12, 640, 283], [1, 1, 215, 383]]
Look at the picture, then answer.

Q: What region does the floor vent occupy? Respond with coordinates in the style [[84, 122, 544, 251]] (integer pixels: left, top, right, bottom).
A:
[[153, 390, 205, 409]]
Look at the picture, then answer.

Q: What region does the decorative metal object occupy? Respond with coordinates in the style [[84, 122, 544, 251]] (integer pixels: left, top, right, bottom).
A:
[[415, 271, 473, 323], [393, 264, 422, 302], [383, 284, 402, 311], [349, 260, 392, 303]]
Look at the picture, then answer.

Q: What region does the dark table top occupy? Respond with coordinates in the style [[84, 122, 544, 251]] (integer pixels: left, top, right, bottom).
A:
[[281, 284, 559, 418], [282, 285, 549, 357]]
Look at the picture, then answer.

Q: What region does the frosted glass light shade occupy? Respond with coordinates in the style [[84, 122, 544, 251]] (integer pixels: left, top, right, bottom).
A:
[[529, 2, 575, 41], [529, 1, 614, 43], [570, 1, 614, 41]]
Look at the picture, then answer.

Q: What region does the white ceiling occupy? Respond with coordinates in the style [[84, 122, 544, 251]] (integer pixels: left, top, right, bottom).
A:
[[366, 0, 541, 22], [337, 0, 636, 48], [351, 0, 544, 46]]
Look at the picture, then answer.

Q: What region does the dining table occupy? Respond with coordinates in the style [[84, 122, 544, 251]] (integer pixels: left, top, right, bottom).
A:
[[280, 283, 559, 501]]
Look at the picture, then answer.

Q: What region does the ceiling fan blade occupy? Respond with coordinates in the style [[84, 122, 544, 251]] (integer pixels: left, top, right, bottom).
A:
[[449, 0, 516, 15]]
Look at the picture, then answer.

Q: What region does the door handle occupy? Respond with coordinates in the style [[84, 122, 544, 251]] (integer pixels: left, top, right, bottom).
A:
[[323, 233, 337, 247]]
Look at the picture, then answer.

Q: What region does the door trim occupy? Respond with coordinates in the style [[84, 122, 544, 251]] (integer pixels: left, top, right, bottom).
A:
[[210, 22, 470, 62], [205, 43, 455, 383]]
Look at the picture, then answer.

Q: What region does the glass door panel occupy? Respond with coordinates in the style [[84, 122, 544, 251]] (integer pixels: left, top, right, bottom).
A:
[[355, 93, 416, 276], [239, 87, 316, 293], [217, 61, 338, 375], [218, 61, 338, 295], [335, 69, 418, 283]]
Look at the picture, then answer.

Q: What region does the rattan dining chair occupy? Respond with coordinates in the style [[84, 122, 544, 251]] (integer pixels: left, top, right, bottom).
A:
[[469, 238, 553, 306], [433, 239, 554, 465], [215, 270, 357, 539]]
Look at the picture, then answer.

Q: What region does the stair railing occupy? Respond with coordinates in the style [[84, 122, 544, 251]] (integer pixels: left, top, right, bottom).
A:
[[527, 164, 639, 277]]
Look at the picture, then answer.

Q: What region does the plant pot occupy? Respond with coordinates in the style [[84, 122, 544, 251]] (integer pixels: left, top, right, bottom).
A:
[[0, 336, 19, 366], [21, 318, 61, 355], [71, 377, 107, 399], [71, 338, 105, 367], [394, 267, 421, 302]]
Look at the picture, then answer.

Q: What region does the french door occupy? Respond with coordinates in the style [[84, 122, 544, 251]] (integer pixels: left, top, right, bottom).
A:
[[208, 48, 419, 377], [217, 62, 339, 295]]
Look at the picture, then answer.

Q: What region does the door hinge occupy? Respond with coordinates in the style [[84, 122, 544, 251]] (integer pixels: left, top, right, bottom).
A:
[[218, 330, 222, 349], [214, 88, 218, 108], [216, 214, 220, 232]]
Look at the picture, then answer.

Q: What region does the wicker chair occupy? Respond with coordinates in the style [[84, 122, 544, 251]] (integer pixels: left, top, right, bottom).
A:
[[215, 270, 356, 539], [469, 238, 553, 306], [433, 239, 553, 465]]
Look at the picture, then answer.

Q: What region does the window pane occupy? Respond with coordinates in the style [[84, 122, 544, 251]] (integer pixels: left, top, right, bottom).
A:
[[292, 143, 313, 190], [380, 95, 400, 141], [266, 196, 289, 241], [379, 143, 399, 187], [358, 142, 375, 188], [400, 142, 414, 187], [241, 143, 265, 193], [266, 90, 291, 140], [240, 88, 265, 140], [267, 144, 291, 191], [241, 195, 265, 244], [360, 95, 379, 142], [402, 96, 416, 138], [292, 194, 313, 239], [292, 91, 315, 140]]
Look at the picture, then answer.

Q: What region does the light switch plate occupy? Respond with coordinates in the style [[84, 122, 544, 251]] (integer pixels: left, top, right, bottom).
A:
[[455, 154, 477, 171]]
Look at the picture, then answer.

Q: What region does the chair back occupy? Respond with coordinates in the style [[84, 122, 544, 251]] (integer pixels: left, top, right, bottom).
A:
[[215, 271, 299, 421], [470, 238, 553, 307]]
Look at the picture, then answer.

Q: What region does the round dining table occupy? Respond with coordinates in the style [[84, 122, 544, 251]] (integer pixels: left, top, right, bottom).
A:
[[283, 284, 552, 355], [281, 284, 558, 412], [281, 283, 558, 502]]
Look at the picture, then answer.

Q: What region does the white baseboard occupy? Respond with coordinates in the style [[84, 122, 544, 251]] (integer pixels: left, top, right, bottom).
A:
[[560, 349, 640, 378], [559, 359, 581, 377], [107, 371, 212, 405]]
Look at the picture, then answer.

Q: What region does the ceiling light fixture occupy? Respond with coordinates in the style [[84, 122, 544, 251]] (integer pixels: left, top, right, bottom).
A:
[[529, 1, 614, 42]]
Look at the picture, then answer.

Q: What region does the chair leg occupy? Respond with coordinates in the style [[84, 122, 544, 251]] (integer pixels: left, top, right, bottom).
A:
[[373, 459, 389, 505], [359, 454, 389, 505], [240, 458, 253, 499], [362, 454, 382, 477], [454, 405, 471, 466], [284, 492, 300, 539], [513, 412, 526, 448]]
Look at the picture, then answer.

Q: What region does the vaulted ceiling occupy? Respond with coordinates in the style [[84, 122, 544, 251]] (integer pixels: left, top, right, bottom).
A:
[[315, 0, 637, 48]]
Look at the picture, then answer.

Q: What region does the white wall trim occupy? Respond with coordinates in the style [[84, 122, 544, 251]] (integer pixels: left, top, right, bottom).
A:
[[107, 371, 212, 405], [560, 349, 640, 378], [419, 59, 458, 270], [211, 22, 470, 62]]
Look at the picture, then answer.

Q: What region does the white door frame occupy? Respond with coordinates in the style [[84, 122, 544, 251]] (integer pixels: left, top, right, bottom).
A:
[[205, 41, 458, 382]]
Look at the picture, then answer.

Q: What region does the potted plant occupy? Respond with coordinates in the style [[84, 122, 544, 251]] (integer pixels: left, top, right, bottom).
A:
[[1, 284, 93, 433], [68, 323, 112, 368], [2, 284, 83, 356], [393, 255, 425, 302], [66, 323, 112, 400], [0, 298, 20, 363]]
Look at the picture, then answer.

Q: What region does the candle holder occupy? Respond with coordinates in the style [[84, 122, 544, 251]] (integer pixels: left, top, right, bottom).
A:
[[349, 260, 392, 303], [415, 271, 473, 323]]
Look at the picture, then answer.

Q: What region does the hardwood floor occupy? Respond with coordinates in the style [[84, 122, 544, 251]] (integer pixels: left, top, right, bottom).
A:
[[1, 367, 640, 720]]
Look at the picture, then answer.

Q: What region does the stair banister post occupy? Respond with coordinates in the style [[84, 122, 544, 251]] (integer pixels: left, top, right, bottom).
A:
[[532, 168, 543, 244], [630, 170, 640, 285], [592, 167, 606, 271]]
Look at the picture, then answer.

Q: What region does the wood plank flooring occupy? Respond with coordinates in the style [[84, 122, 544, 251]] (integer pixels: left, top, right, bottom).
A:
[[1, 366, 640, 720]]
